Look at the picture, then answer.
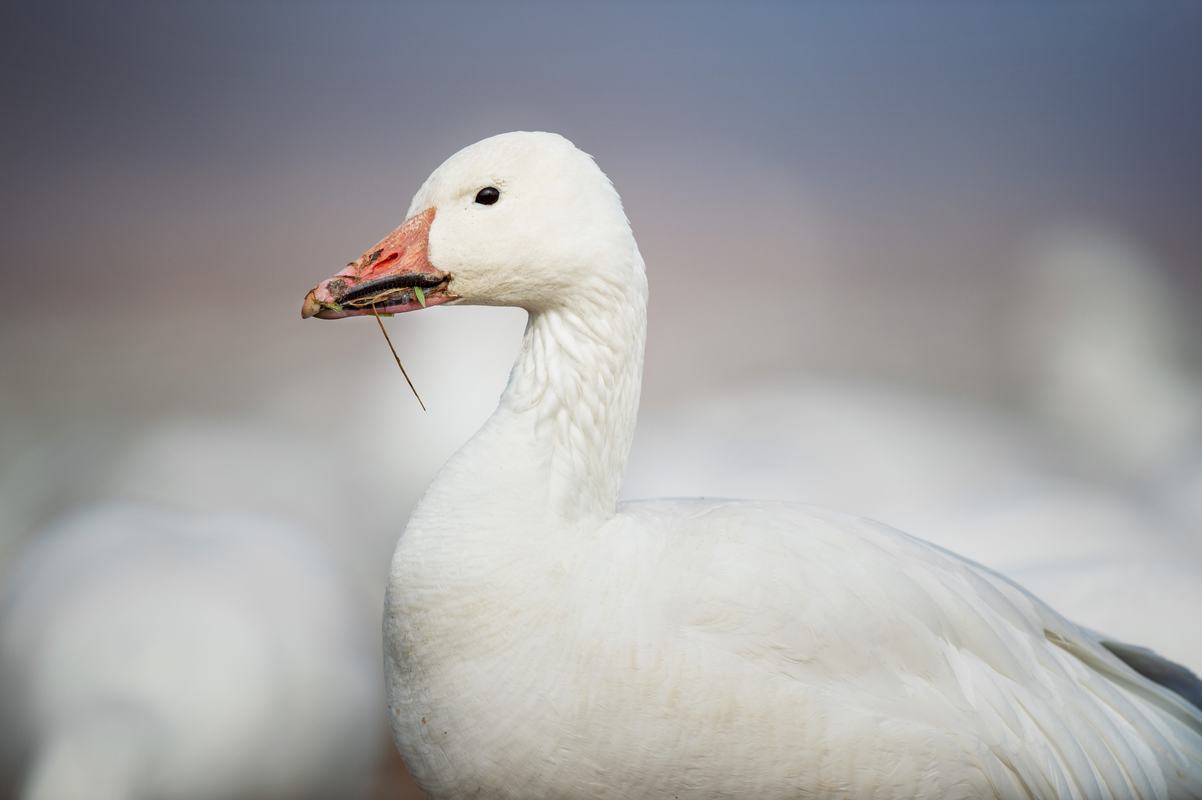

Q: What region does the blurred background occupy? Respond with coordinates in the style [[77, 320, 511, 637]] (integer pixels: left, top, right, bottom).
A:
[[2, 2, 1201, 797]]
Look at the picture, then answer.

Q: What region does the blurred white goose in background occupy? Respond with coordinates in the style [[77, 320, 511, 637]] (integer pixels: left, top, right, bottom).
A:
[[95, 416, 395, 606], [1169, 457, 1202, 535], [627, 377, 1050, 540], [302, 132, 1202, 799], [1011, 229, 1202, 495], [1010, 229, 1202, 547], [0, 418, 128, 578], [0, 506, 384, 800]]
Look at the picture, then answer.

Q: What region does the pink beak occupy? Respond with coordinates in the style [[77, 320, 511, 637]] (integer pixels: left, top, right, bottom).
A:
[[301, 207, 456, 319]]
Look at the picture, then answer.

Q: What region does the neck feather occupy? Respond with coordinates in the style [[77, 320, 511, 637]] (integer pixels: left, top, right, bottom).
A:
[[414, 252, 647, 534], [504, 273, 647, 519]]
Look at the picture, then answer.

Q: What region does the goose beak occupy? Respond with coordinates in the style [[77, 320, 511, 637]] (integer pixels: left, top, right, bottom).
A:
[[301, 207, 456, 320]]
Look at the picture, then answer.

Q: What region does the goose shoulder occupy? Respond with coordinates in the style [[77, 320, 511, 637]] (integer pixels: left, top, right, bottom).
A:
[[599, 498, 1202, 798]]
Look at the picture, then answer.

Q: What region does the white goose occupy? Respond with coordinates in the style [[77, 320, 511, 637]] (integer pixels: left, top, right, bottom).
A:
[[0, 506, 384, 800], [303, 132, 1202, 799]]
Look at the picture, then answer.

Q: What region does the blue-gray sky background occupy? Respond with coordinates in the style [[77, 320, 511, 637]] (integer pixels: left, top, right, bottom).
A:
[[3, 1, 1201, 562]]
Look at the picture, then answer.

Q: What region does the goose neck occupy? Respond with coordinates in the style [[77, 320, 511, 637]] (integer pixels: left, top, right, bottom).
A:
[[500, 277, 647, 521]]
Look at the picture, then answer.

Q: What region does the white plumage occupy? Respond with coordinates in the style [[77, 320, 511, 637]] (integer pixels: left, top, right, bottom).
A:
[[303, 132, 1202, 798]]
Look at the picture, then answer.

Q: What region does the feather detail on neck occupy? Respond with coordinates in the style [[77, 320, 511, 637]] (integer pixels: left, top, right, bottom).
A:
[[503, 268, 648, 520]]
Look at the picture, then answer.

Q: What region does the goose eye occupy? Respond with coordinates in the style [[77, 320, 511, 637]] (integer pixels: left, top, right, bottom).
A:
[[474, 187, 500, 205]]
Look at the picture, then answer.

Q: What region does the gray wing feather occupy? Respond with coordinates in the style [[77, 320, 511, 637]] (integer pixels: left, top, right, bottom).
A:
[[1103, 640, 1202, 713]]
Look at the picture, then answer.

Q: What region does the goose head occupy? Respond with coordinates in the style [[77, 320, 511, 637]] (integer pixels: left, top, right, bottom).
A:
[[302, 131, 640, 320]]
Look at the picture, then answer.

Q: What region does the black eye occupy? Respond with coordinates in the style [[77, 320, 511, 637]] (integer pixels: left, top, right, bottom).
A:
[[474, 186, 500, 205]]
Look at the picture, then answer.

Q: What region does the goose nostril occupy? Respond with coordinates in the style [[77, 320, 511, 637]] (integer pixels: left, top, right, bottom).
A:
[[365, 250, 400, 268]]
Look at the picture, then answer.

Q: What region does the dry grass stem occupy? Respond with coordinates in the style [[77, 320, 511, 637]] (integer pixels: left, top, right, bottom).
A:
[[372, 304, 427, 412]]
